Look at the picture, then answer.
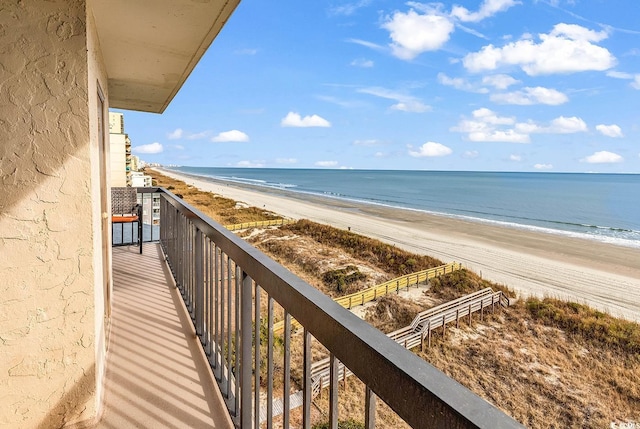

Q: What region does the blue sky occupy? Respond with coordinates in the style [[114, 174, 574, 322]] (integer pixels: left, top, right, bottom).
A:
[[118, 0, 640, 173]]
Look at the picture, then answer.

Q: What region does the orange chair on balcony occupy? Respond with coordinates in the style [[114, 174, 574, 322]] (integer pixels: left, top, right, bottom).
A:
[[111, 187, 143, 254]]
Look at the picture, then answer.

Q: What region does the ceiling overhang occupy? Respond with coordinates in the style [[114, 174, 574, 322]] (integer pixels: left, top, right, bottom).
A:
[[92, 0, 240, 113]]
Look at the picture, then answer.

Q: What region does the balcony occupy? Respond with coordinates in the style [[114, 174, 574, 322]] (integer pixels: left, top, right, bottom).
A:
[[104, 188, 523, 428]]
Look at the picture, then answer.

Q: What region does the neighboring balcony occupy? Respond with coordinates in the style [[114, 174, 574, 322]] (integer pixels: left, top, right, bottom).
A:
[[105, 188, 523, 428]]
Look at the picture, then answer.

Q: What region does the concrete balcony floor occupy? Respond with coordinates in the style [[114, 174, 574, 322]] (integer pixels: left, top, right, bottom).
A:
[[96, 243, 233, 429]]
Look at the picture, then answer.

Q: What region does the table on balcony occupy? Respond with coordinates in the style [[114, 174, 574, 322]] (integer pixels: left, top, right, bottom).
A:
[[96, 243, 233, 429]]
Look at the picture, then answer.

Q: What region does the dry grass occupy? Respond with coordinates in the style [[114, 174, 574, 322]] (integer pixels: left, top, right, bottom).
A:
[[149, 171, 640, 428], [147, 168, 283, 225], [282, 220, 442, 276]]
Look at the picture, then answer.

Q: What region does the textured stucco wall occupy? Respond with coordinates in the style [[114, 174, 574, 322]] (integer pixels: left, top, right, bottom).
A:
[[86, 5, 110, 422], [0, 1, 105, 427]]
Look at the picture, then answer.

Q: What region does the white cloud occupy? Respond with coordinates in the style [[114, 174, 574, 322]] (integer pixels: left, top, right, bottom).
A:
[[281, 112, 331, 127], [315, 160, 338, 167], [450, 0, 519, 23], [133, 142, 163, 154], [548, 116, 587, 133], [452, 109, 586, 143], [211, 130, 250, 142], [374, 151, 388, 158], [437, 73, 488, 93], [382, 9, 454, 60], [329, 0, 371, 16], [470, 130, 530, 143], [452, 108, 529, 143], [408, 142, 452, 157], [346, 38, 386, 51], [482, 74, 520, 89], [236, 160, 265, 168], [510, 154, 522, 161], [167, 128, 183, 140], [513, 116, 588, 135], [472, 107, 515, 125], [606, 71, 634, 79], [186, 131, 210, 140], [490, 87, 568, 105], [581, 151, 624, 164], [276, 158, 298, 165], [463, 23, 616, 75], [391, 101, 431, 112], [172, 144, 184, 150], [316, 95, 365, 109], [351, 58, 374, 68], [596, 124, 623, 138], [534, 163, 553, 170], [606, 71, 640, 89], [358, 87, 431, 112], [463, 150, 479, 159]]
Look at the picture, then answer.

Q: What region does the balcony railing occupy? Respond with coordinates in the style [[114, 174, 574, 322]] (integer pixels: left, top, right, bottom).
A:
[[136, 188, 522, 428], [111, 187, 161, 246]]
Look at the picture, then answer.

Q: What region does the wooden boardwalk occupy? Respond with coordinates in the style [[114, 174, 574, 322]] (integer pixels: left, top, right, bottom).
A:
[[262, 288, 509, 420]]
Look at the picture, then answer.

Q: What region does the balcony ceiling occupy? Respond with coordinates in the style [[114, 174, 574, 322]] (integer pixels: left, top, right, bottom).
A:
[[92, 0, 240, 113]]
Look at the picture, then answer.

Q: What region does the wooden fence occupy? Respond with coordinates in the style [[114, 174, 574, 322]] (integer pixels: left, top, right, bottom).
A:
[[224, 218, 294, 231], [272, 262, 463, 335]]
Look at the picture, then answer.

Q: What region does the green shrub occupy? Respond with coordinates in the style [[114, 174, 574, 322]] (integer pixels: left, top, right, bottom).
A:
[[322, 265, 367, 294]]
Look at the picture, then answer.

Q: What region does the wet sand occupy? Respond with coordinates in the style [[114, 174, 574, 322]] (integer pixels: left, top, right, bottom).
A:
[[158, 168, 640, 321]]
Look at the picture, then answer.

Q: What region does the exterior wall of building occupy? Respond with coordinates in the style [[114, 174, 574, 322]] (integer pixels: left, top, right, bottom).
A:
[[108, 113, 132, 186], [109, 133, 127, 187], [108, 111, 124, 134], [130, 172, 152, 188], [86, 5, 111, 426], [0, 1, 108, 427]]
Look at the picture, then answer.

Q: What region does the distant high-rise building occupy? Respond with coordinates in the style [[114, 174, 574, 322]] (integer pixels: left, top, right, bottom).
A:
[[109, 112, 132, 186]]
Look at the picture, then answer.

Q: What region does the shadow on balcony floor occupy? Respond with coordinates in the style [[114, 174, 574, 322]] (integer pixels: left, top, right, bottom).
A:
[[96, 243, 233, 429]]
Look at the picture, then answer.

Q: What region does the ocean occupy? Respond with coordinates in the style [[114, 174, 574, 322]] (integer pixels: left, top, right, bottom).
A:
[[171, 167, 640, 249]]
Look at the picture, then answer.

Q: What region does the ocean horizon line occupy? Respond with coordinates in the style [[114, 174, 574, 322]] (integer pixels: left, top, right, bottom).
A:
[[163, 165, 640, 176], [164, 167, 640, 250]]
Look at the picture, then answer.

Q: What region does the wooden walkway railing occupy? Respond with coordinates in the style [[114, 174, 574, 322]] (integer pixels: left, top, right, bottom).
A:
[[273, 262, 463, 335], [261, 288, 510, 421], [225, 218, 294, 231], [309, 288, 505, 399], [335, 262, 462, 309]]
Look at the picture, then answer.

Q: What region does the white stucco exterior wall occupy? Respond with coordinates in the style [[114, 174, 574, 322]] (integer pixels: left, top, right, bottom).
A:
[[0, 1, 109, 427]]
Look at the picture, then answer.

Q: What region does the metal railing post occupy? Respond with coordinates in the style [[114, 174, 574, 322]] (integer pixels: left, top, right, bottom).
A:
[[240, 271, 252, 427], [195, 228, 204, 337]]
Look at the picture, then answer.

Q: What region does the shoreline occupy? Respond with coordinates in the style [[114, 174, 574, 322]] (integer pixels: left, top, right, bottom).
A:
[[156, 167, 640, 322]]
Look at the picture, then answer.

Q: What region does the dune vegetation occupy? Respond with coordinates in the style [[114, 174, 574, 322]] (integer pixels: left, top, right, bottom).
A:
[[147, 169, 640, 428]]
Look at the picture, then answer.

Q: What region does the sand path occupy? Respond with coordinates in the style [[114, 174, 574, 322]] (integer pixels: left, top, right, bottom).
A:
[[157, 169, 640, 322]]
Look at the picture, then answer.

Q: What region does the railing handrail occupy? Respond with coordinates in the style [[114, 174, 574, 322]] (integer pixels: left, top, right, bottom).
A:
[[158, 187, 524, 429]]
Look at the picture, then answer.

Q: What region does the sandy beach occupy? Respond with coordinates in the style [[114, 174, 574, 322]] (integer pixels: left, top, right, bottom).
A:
[[157, 168, 640, 322]]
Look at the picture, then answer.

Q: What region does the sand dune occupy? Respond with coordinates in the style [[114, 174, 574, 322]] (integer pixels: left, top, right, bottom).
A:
[[158, 168, 640, 322]]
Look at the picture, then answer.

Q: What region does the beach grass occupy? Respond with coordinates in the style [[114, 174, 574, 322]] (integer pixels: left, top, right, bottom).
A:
[[526, 297, 640, 354], [147, 168, 283, 225]]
